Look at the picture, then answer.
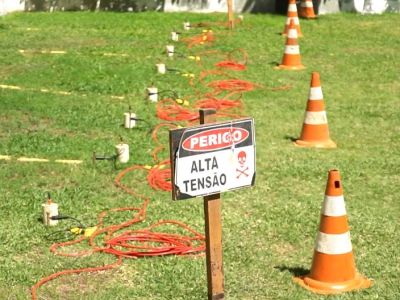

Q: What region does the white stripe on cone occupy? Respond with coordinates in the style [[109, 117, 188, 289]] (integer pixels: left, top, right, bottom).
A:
[[288, 28, 298, 39], [288, 4, 298, 12], [315, 232, 352, 254], [321, 195, 347, 217], [304, 111, 327, 125], [284, 45, 300, 55], [309, 87, 323, 100], [286, 17, 300, 25], [301, 1, 313, 8]]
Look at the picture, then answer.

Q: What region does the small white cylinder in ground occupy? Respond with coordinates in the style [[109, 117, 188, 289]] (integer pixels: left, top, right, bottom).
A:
[[238, 15, 244, 21], [171, 31, 179, 41], [124, 112, 136, 129], [183, 22, 191, 30], [42, 201, 59, 226], [147, 87, 158, 102], [166, 45, 174, 57], [156, 63, 166, 74], [116, 143, 129, 163]]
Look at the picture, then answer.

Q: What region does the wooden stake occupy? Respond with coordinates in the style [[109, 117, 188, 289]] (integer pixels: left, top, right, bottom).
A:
[[200, 109, 225, 300], [227, 0, 234, 30]]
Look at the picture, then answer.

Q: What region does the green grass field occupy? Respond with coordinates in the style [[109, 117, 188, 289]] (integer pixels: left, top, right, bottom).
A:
[[0, 11, 399, 300]]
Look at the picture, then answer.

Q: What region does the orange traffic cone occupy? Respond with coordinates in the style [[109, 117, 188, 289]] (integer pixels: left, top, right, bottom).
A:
[[299, 0, 317, 19], [295, 72, 336, 147], [282, 0, 303, 37], [275, 19, 305, 70], [294, 170, 372, 294]]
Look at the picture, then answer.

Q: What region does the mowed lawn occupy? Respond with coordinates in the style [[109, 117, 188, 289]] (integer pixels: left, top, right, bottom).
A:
[[0, 11, 399, 300]]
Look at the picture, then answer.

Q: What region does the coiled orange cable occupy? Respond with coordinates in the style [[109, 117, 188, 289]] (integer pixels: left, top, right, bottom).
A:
[[151, 123, 178, 162], [195, 97, 243, 111], [215, 60, 246, 71], [156, 99, 199, 122], [31, 14, 260, 299], [182, 31, 215, 48], [208, 79, 255, 92], [31, 163, 204, 299], [146, 160, 172, 192]]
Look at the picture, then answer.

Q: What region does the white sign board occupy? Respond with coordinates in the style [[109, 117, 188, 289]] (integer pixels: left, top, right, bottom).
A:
[[170, 118, 255, 200]]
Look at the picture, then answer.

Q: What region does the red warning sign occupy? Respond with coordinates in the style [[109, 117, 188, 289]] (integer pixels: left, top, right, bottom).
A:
[[182, 128, 249, 152], [170, 118, 255, 200]]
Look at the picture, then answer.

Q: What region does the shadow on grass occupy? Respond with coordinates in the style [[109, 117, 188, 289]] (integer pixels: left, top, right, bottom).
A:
[[284, 135, 297, 142], [275, 265, 309, 277]]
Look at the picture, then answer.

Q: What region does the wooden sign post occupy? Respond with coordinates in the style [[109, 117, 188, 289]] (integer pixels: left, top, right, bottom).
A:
[[227, 0, 234, 30], [200, 109, 225, 300], [169, 110, 255, 299]]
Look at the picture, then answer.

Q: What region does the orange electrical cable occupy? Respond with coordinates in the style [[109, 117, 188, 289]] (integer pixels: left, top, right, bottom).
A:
[[195, 96, 243, 111], [182, 31, 215, 48], [146, 160, 172, 192], [156, 99, 199, 122], [31, 163, 204, 299], [151, 123, 178, 162], [105, 220, 205, 257], [31, 257, 123, 300], [227, 48, 248, 64], [208, 79, 255, 92], [31, 15, 256, 299], [197, 69, 233, 85], [215, 60, 246, 71]]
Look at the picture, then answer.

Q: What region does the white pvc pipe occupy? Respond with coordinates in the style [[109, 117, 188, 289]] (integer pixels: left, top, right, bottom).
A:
[[166, 45, 175, 57], [183, 22, 191, 30], [42, 201, 59, 226], [147, 87, 158, 102], [116, 143, 129, 163], [156, 63, 166, 74], [124, 112, 136, 128], [171, 31, 179, 41]]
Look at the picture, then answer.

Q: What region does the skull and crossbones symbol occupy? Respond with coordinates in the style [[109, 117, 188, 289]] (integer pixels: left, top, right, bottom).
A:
[[236, 151, 249, 179]]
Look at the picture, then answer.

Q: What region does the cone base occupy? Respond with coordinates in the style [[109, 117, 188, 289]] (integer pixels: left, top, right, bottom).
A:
[[275, 64, 306, 70], [293, 273, 372, 295], [300, 15, 317, 19], [294, 139, 337, 148]]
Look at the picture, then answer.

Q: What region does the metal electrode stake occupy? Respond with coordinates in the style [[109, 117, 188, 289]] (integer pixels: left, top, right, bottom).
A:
[[129, 106, 133, 129], [200, 109, 225, 300], [227, 0, 234, 30]]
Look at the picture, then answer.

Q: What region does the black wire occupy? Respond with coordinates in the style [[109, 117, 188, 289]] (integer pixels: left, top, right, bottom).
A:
[[131, 117, 151, 127], [50, 215, 85, 229], [45, 215, 86, 242], [45, 229, 77, 242], [158, 89, 179, 98]]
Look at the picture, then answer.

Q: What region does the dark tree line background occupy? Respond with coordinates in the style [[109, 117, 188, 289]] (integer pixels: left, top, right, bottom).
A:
[[25, 0, 322, 14], [27, 0, 163, 11]]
